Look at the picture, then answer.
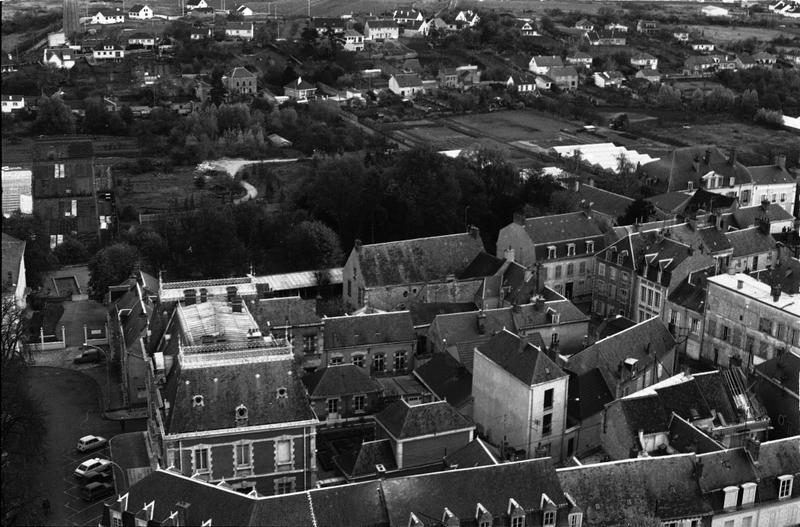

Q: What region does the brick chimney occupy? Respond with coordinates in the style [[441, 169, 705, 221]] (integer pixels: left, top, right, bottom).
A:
[[477, 310, 486, 334], [728, 147, 737, 166], [775, 154, 786, 170], [468, 225, 480, 239], [513, 212, 526, 226], [354, 239, 362, 252]]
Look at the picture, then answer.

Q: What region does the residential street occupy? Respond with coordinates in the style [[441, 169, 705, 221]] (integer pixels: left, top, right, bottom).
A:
[[27, 367, 145, 527]]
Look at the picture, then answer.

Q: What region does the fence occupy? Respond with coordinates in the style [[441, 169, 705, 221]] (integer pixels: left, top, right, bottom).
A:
[[29, 326, 67, 352]]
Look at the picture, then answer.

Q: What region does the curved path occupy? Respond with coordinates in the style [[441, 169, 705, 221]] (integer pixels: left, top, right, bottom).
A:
[[207, 158, 302, 204]]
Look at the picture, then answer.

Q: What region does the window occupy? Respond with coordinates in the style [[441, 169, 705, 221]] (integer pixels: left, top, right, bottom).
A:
[[778, 475, 794, 499], [609, 267, 617, 281], [567, 243, 576, 256], [303, 335, 317, 354], [598, 262, 606, 277], [543, 388, 553, 410], [542, 413, 552, 436], [353, 394, 366, 412], [275, 439, 293, 470], [373, 353, 385, 373], [596, 280, 605, 295], [741, 482, 756, 505], [54, 163, 65, 178], [721, 325, 730, 341], [723, 521, 734, 527], [112, 515, 123, 527], [586, 241, 594, 253], [394, 351, 407, 371], [566, 263, 574, 276], [194, 447, 210, 473], [554, 265, 562, 279], [690, 318, 699, 335], [274, 477, 295, 495], [235, 404, 248, 425], [647, 289, 654, 306], [620, 288, 628, 298], [347, 279, 352, 297], [547, 246, 556, 259], [551, 333, 559, 346], [781, 193, 787, 202], [654, 291, 661, 307], [741, 517, 752, 527], [329, 356, 343, 366], [622, 271, 630, 282], [543, 511, 556, 527], [235, 442, 251, 468], [640, 285, 646, 301], [327, 398, 339, 415], [579, 261, 586, 274], [352, 354, 365, 367], [511, 516, 525, 527], [758, 317, 773, 335], [568, 513, 582, 527]]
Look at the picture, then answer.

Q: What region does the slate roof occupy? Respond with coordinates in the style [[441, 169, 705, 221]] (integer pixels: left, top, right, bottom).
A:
[[641, 145, 753, 193], [667, 271, 711, 313], [324, 311, 415, 349], [530, 55, 564, 68], [511, 299, 589, 331], [128, 4, 147, 11], [307, 480, 389, 526], [557, 455, 713, 522], [249, 296, 320, 329], [367, 18, 399, 28], [229, 66, 255, 78], [375, 400, 473, 439], [567, 368, 614, 421], [573, 184, 634, 220], [333, 439, 397, 478], [697, 447, 757, 493], [458, 252, 506, 279], [302, 364, 382, 398], [382, 458, 567, 526], [667, 413, 724, 455], [523, 211, 604, 245], [724, 227, 776, 258], [595, 315, 636, 340], [444, 437, 499, 468], [1, 233, 25, 293], [413, 352, 472, 408], [477, 329, 566, 386], [655, 380, 713, 421], [164, 358, 314, 434], [548, 65, 579, 78], [566, 317, 676, 392], [356, 232, 484, 287], [284, 77, 315, 90], [754, 351, 800, 396], [408, 302, 477, 327], [755, 436, 800, 501], [431, 308, 516, 372], [747, 164, 795, 185], [731, 203, 794, 229], [392, 73, 423, 88]]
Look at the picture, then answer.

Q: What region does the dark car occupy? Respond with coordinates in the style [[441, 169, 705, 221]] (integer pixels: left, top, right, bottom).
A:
[[80, 482, 114, 501], [73, 348, 103, 364]]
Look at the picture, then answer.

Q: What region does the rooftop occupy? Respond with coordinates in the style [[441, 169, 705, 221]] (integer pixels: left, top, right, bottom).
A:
[[375, 399, 474, 439], [324, 311, 415, 349], [476, 329, 567, 386], [708, 273, 799, 315], [302, 364, 382, 398]]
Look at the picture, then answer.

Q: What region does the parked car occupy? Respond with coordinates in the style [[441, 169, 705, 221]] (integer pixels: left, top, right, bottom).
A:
[[73, 347, 104, 364], [83, 467, 112, 485], [74, 458, 111, 479], [77, 435, 108, 453], [80, 481, 115, 501]]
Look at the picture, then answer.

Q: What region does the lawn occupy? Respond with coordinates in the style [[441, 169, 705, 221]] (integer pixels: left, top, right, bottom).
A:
[[686, 24, 800, 44], [113, 165, 222, 215]]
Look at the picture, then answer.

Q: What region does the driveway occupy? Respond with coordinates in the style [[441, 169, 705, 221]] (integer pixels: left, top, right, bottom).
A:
[[27, 368, 145, 527], [57, 300, 109, 348]]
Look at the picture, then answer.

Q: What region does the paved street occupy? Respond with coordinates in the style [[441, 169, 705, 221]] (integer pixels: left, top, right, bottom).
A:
[[27, 367, 145, 527]]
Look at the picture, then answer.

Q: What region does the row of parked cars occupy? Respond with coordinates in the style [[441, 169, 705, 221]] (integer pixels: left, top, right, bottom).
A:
[[74, 435, 114, 501]]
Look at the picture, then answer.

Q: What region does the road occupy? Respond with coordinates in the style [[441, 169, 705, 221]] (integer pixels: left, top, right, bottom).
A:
[[27, 367, 145, 527]]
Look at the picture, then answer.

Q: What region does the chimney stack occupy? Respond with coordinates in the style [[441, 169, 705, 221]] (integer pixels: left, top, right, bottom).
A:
[[572, 179, 580, 193], [468, 225, 480, 239], [354, 239, 362, 252], [771, 284, 781, 302], [728, 147, 737, 166], [746, 437, 761, 462], [776, 154, 786, 170], [477, 310, 486, 334], [737, 279, 743, 290]]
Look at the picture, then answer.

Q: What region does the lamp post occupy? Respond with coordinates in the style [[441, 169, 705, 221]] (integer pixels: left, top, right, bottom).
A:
[[82, 343, 111, 410], [104, 458, 129, 493]]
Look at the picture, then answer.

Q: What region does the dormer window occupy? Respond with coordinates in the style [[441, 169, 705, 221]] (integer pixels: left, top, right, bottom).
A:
[[192, 395, 204, 407], [543, 510, 556, 527], [408, 512, 424, 527], [568, 513, 583, 527], [508, 498, 525, 527], [778, 475, 794, 500], [586, 241, 594, 253], [442, 507, 459, 527], [567, 243, 576, 256], [741, 482, 756, 505], [723, 486, 739, 509], [276, 387, 288, 399], [475, 503, 492, 527], [547, 246, 556, 259], [547, 308, 560, 324], [235, 404, 248, 425], [618, 250, 629, 265]]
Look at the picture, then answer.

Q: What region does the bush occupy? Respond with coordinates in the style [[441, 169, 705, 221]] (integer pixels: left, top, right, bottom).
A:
[[753, 108, 783, 128], [53, 237, 89, 265]]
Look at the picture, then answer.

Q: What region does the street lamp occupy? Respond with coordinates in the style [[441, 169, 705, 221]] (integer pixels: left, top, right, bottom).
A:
[[82, 343, 111, 409], [104, 458, 129, 493]]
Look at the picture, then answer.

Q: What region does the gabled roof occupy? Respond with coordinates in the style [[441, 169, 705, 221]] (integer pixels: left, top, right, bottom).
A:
[[284, 77, 315, 90], [567, 368, 614, 421], [301, 364, 382, 398], [366, 18, 399, 28], [724, 227, 776, 258], [754, 351, 800, 396], [226, 21, 253, 30], [375, 400, 473, 439], [323, 311, 415, 349], [408, 302, 477, 327], [567, 317, 676, 391], [667, 413, 724, 454], [128, 4, 148, 11], [458, 252, 506, 279], [573, 183, 634, 219], [522, 211, 604, 246], [392, 73, 423, 88], [557, 455, 713, 522], [476, 329, 566, 386], [354, 232, 484, 287], [229, 66, 255, 78], [731, 203, 794, 229], [333, 439, 397, 479], [697, 447, 757, 493], [530, 55, 563, 67], [641, 145, 753, 194], [413, 352, 472, 408], [755, 436, 800, 502], [595, 315, 636, 340], [548, 65, 579, 78], [382, 458, 566, 525], [249, 296, 320, 329], [164, 358, 314, 434]]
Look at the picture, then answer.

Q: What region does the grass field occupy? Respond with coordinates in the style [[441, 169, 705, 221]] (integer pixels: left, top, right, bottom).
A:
[[687, 24, 800, 43], [114, 165, 221, 214]]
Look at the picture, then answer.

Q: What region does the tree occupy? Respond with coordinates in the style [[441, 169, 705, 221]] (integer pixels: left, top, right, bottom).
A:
[[83, 97, 109, 133], [618, 199, 656, 225], [2, 212, 57, 288], [33, 96, 75, 135], [53, 237, 88, 265], [285, 220, 345, 271], [88, 243, 140, 301]]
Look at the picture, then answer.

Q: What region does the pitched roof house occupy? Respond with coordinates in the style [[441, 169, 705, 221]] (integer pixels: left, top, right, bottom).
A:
[[283, 77, 316, 100], [323, 311, 416, 374], [302, 364, 382, 421]]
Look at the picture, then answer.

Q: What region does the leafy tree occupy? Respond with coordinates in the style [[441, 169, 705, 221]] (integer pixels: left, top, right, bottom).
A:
[[618, 199, 656, 226], [285, 220, 345, 270], [740, 88, 759, 116], [753, 107, 783, 128], [88, 242, 140, 301], [84, 97, 110, 134], [53, 237, 88, 265], [1, 212, 56, 288], [33, 96, 75, 135]]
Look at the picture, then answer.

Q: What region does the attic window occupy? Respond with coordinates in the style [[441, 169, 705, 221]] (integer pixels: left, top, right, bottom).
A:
[[687, 181, 694, 190], [235, 404, 248, 425], [567, 243, 576, 257], [586, 241, 594, 253], [193, 395, 204, 407], [547, 308, 560, 324], [547, 246, 557, 259], [618, 250, 629, 265], [276, 387, 288, 399]]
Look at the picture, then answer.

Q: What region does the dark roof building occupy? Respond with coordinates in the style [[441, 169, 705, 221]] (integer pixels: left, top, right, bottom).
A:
[[302, 364, 382, 398], [476, 328, 566, 386], [324, 311, 415, 349], [640, 145, 752, 194], [375, 399, 473, 440]]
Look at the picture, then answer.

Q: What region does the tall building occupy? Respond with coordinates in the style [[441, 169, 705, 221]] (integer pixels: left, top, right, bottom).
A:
[[63, 0, 80, 38], [1, 166, 33, 217]]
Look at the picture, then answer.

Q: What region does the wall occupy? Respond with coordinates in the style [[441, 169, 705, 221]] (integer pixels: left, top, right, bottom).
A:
[[542, 255, 594, 301], [496, 223, 537, 268], [600, 401, 638, 460], [310, 391, 380, 421], [324, 341, 416, 375], [756, 497, 800, 527], [574, 411, 603, 456], [342, 248, 364, 310]]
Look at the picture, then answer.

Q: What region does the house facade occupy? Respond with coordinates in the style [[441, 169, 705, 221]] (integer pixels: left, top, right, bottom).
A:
[[225, 22, 254, 40], [284, 77, 316, 100], [1, 95, 25, 113], [128, 4, 153, 19], [472, 330, 569, 461], [342, 29, 364, 51], [701, 273, 800, 368], [249, 296, 323, 371], [226, 66, 257, 95], [528, 55, 563, 75], [93, 45, 125, 62], [364, 19, 399, 40], [90, 9, 126, 24], [44, 48, 76, 69], [388, 73, 424, 97], [302, 364, 382, 422]]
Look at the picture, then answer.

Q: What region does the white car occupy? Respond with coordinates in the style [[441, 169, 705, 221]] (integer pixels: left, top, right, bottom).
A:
[[74, 458, 111, 478], [77, 435, 108, 452]]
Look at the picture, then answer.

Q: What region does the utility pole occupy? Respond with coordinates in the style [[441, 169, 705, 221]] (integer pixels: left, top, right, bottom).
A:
[[307, 0, 310, 18]]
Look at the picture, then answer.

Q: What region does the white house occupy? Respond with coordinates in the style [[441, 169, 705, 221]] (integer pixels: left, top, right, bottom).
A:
[[388, 73, 424, 97], [89, 8, 126, 24], [342, 29, 364, 51], [225, 21, 254, 40], [43, 48, 76, 69], [604, 22, 628, 32], [1, 95, 25, 113], [455, 10, 480, 26], [127, 4, 153, 19], [594, 71, 625, 88], [701, 5, 731, 16], [128, 33, 156, 47], [506, 73, 537, 93], [630, 52, 658, 69], [235, 4, 254, 16], [93, 45, 125, 61], [528, 55, 563, 75], [364, 19, 399, 40], [185, 0, 209, 10]]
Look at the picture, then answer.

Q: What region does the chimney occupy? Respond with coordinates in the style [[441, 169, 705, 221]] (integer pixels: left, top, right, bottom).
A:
[[468, 225, 480, 239], [572, 179, 580, 192], [184, 289, 196, 306], [503, 246, 515, 262], [513, 212, 526, 226], [703, 149, 711, 165], [761, 198, 770, 212], [231, 298, 243, 313], [746, 437, 761, 462], [728, 147, 737, 166], [771, 284, 781, 302], [694, 459, 704, 480], [477, 310, 486, 334], [737, 279, 744, 290], [775, 154, 786, 170], [687, 245, 694, 256], [354, 239, 362, 252]]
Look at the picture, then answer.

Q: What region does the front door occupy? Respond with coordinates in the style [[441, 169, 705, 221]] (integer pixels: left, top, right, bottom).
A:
[[565, 282, 574, 299]]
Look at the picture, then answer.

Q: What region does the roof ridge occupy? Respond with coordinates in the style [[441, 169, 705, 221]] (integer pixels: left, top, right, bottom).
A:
[[556, 452, 696, 472], [360, 232, 475, 248]]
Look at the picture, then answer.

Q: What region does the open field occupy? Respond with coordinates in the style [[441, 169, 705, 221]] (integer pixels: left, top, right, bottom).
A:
[[687, 24, 800, 43], [114, 166, 221, 214]]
